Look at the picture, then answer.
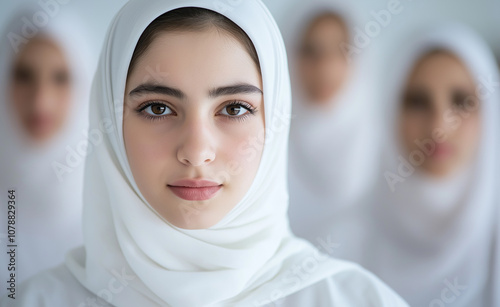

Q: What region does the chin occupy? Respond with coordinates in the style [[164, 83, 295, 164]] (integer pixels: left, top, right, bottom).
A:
[[422, 163, 456, 179], [29, 131, 56, 144], [165, 204, 223, 230], [169, 215, 220, 230]]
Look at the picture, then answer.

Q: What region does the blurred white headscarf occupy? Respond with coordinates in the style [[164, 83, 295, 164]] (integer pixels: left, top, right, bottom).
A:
[[61, 1, 386, 306], [281, 0, 381, 248], [0, 5, 93, 292], [360, 24, 500, 307]]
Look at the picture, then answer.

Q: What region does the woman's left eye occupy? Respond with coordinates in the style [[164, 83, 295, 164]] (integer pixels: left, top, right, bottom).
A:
[[220, 103, 253, 117], [452, 91, 476, 109]]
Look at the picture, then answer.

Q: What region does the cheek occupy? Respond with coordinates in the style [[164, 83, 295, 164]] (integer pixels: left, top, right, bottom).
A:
[[325, 57, 340, 75], [298, 60, 313, 83], [60, 85, 72, 104], [217, 120, 264, 186], [300, 58, 322, 78], [10, 84, 29, 110], [455, 113, 481, 156], [333, 60, 349, 81], [401, 113, 426, 149], [124, 119, 174, 184], [53, 87, 72, 117]]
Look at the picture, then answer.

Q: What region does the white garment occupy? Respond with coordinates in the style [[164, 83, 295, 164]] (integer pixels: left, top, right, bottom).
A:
[[281, 1, 381, 245], [2, 1, 408, 306], [357, 24, 500, 307], [1, 262, 408, 307], [0, 7, 93, 295]]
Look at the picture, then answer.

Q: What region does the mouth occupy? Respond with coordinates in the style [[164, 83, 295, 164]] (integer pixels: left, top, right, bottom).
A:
[[430, 143, 454, 160], [30, 114, 54, 132], [167, 179, 222, 201]]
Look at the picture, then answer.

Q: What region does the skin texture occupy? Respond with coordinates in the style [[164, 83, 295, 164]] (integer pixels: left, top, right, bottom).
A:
[[400, 51, 481, 178], [9, 36, 71, 143], [298, 14, 350, 107], [123, 28, 265, 229]]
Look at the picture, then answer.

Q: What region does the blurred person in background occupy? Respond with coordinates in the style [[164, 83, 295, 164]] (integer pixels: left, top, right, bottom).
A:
[[0, 6, 93, 293], [282, 1, 380, 258], [356, 25, 500, 307]]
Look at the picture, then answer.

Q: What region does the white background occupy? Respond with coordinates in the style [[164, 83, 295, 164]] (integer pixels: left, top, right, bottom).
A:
[[1, 0, 499, 68]]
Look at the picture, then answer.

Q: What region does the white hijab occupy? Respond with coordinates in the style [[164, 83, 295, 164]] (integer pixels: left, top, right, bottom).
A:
[[64, 1, 371, 306], [282, 1, 381, 244], [0, 6, 92, 291], [361, 24, 500, 307]]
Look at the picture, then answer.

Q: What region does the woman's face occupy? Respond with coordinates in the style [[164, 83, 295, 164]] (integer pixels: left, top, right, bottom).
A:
[[9, 36, 72, 143], [124, 29, 265, 229], [400, 51, 481, 177], [298, 14, 350, 106]]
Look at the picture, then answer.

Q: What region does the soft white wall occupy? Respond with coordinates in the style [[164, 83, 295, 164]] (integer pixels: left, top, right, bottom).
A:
[[0, 0, 128, 62], [266, 0, 500, 62], [1, 0, 498, 65]]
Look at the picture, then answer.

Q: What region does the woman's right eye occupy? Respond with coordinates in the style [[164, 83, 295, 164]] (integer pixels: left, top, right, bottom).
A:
[[141, 103, 173, 117], [13, 67, 34, 84], [403, 92, 430, 111], [301, 45, 321, 60]]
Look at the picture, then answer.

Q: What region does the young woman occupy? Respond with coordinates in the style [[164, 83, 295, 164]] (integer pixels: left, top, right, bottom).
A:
[[357, 25, 500, 307], [281, 1, 381, 250], [2, 1, 408, 306], [0, 8, 92, 292]]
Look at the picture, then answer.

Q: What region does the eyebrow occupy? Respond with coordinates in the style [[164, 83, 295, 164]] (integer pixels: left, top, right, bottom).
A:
[[208, 84, 263, 98], [128, 83, 262, 99], [129, 84, 185, 99]]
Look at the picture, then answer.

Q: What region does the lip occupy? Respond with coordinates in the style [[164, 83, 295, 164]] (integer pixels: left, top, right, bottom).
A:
[[431, 143, 454, 160], [167, 179, 222, 201], [31, 114, 54, 130]]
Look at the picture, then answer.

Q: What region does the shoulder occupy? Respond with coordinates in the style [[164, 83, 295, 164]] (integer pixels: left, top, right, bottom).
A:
[[0, 263, 106, 307], [277, 260, 409, 307]]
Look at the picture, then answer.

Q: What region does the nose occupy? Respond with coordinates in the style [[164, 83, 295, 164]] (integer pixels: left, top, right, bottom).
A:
[[430, 94, 453, 133], [31, 80, 53, 113], [176, 118, 216, 167]]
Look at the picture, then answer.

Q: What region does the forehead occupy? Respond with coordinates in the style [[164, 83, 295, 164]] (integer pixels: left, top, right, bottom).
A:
[[304, 14, 347, 41], [14, 36, 66, 67], [127, 29, 261, 88], [408, 51, 474, 87]]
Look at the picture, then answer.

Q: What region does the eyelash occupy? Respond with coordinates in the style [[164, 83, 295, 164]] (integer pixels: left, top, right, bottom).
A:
[[135, 101, 175, 122], [135, 100, 258, 122], [221, 101, 257, 122]]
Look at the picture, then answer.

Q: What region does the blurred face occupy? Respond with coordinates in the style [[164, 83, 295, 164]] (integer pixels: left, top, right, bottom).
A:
[[298, 14, 350, 106], [400, 51, 481, 177], [9, 36, 71, 143], [124, 29, 265, 229]]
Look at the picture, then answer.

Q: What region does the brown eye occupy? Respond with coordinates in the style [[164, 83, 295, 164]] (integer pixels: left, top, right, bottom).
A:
[[221, 104, 250, 117], [301, 44, 321, 60], [452, 90, 475, 109], [13, 66, 34, 84], [151, 104, 166, 115], [403, 90, 431, 111], [142, 103, 172, 117], [53, 70, 70, 86], [227, 105, 241, 116]]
